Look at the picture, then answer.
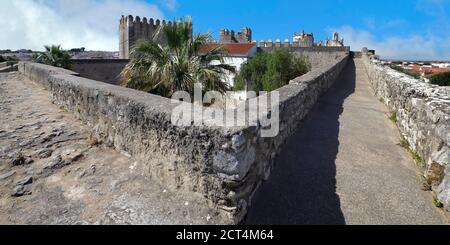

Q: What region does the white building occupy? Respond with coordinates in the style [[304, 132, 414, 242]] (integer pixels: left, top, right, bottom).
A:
[[201, 42, 258, 107], [431, 63, 450, 68], [202, 42, 258, 87]]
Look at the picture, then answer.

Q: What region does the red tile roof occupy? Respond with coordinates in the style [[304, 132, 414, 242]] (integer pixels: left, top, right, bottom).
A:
[[407, 65, 450, 77], [200, 43, 257, 56]]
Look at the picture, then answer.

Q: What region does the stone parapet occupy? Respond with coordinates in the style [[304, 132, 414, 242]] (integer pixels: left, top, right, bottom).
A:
[[71, 59, 129, 85], [19, 54, 349, 223], [362, 53, 450, 210]]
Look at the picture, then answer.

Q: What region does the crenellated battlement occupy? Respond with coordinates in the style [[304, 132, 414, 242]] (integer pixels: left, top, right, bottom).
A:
[[119, 15, 192, 59], [119, 15, 183, 29], [219, 27, 252, 44], [257, 39, 350, 52]]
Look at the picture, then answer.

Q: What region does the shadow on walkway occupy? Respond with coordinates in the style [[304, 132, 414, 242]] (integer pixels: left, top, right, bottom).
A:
[[245, 59, 357, 225]]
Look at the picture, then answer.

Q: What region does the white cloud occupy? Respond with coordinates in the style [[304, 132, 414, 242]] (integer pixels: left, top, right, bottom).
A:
[[160, 0, 178, 11], [416, 0, 449, 16], [331, 26, 450, 60], [0, 0, 165, 51]]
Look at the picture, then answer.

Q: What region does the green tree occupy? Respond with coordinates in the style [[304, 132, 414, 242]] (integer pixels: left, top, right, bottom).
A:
[[0, 55, 18, 62], [234, 49, 310, 92], [430, 72, 450, 86], [33, 45, 72, 69], [121, 18, 235, 98]]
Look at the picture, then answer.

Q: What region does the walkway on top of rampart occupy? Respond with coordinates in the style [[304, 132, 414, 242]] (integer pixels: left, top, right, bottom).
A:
[[246, 58, 448, 225]]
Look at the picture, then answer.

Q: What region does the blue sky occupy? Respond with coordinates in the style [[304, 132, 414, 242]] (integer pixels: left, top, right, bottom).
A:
[[0, 0, 449, 60], [161, 0, 450, 60]]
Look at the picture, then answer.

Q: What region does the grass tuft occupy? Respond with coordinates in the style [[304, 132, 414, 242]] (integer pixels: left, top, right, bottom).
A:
[[398, 138, 409, 149], [389, 111, 398, 123], [434, 198, 444, 208]]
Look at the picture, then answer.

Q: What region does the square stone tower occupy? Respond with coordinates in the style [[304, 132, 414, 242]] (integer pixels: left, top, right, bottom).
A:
[[119, 15, 171, 59], [219, 27, 252, 44]]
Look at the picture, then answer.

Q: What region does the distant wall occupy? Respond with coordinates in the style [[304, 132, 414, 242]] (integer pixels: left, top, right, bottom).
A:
[[19, 53, 349, 224], [71, 59, 129, 85], [260, 46, 350, 54], [362, 52, 450, 211], [260, 46, 350, 69]]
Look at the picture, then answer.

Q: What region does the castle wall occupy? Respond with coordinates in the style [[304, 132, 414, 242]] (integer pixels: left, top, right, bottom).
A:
[[71, 59, 129, 85], [18, 51, 349, 224], [362, 51, 450, 211], [260, 46, 350, 69]]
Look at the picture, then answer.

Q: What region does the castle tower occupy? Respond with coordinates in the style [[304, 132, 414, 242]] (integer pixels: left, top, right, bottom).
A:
[[323, 32, 345, 47], [219, 29, 234, 43], [293, 30, 314, 47], [219, 27, 253, 44], [119, 15, 190, 59], [237, 27, 252, 43]]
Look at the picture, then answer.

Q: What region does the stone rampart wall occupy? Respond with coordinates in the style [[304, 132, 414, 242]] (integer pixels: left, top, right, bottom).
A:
[[362, 53, 450, 210], [18, 53, 349, 223], [71, 59, 129, 85]]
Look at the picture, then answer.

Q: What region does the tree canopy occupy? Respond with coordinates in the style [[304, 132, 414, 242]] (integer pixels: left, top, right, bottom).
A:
[[32, 45, 72, 69], [234, 49, 310, 92], [121, 18, 235, 98], [430, 72, 450, 86]]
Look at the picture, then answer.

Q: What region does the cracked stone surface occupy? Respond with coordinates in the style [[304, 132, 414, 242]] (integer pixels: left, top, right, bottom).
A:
[[0, 72, 228, 225]]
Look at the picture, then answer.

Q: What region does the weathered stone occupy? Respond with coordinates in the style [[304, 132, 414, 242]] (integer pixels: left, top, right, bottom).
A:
[[17, 53, 349, 224], [35, 148, 53, 159], [44, 155, 67, 170], [79, 165, 96, 179], [17, 176, 33, 186], [436, 175, 450, 211], [24, 157, 34, 165], [52, 128, 65, 136], [18, 139, 33, 147], [12, 184, 32, 197], [69, 153, 84, 163], [11, 153, 25, 166], [11, 176, 33, 197], [0, 170, 16, 181], [0, 145, 11, 155], [213, 147, 256, 180], [362, 53, 450, 211]]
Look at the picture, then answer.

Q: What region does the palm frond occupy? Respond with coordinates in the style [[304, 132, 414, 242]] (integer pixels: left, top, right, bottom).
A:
[[121, 17, 232, 98]]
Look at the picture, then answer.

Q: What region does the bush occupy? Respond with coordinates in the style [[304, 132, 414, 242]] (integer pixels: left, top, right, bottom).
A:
[[0, 55, 18, 63], [389, 65, 420, 79], [430, 72, 450, 86], [33, 45, 72, 69], [234, 49, 310, 92]]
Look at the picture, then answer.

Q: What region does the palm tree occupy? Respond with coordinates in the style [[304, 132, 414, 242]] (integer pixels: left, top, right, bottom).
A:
[[33, 45, 72, 69], [121, 18, 235, 98]]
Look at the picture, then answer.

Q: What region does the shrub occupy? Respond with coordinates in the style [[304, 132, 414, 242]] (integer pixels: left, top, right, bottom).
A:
[[121, 18, 234, 98], [0, 55, 18, 62], [234, 49, 310, 92], [430, 72, 450, 86], [389, 65, 420, 79], [33, 45, 72, 69]]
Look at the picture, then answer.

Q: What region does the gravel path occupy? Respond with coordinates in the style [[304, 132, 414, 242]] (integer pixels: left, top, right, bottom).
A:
[[0, 72, 226, 225]]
